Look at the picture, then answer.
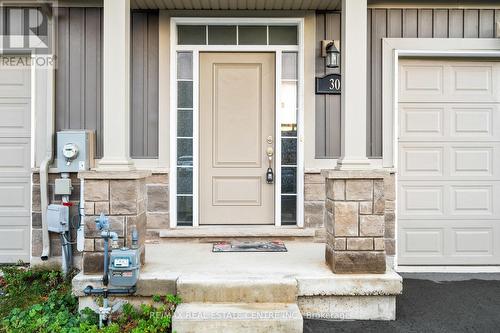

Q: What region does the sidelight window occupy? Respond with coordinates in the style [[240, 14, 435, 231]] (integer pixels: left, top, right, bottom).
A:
[[280, 52, 298, 225], [176, 51, 194, 226]]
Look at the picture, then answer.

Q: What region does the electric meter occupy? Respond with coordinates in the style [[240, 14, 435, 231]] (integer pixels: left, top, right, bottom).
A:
[[63, 143, 79, 162], [56, 130, 95, 172]]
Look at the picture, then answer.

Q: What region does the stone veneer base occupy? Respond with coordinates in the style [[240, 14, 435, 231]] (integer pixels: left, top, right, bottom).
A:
[[79, 171, 151, 274], [322, 169, 395, 274]]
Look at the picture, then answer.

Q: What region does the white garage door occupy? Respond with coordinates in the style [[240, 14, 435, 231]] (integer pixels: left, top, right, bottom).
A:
[[398, 59, 500, 265], [0, 59, 31, 263]]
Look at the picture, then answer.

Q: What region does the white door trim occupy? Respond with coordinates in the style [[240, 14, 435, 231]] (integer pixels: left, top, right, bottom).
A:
[[169, 17, 305, 228], [381, 38, 500, 270]]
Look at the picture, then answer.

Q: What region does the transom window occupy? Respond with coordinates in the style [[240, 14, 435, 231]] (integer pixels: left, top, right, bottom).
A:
[[177, 25, 298, 46]]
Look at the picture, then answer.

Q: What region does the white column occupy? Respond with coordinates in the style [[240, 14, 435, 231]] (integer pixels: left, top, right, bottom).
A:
[[337, 0, 371, 170], [97, 0, 134, 171]]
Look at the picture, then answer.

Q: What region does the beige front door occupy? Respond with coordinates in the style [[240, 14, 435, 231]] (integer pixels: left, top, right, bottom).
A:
[[199, 52, 275, 225]]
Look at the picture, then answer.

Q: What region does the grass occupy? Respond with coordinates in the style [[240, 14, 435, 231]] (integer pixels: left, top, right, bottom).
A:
[[0, 264, 180, 333]]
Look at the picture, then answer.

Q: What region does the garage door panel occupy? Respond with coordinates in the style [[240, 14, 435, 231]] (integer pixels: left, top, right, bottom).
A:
[[451, 146, 493, 177], [400, 104, 500, 141], [400, 146, 444, 177], [0, 67, 30, 98], [399, 143, 500, 180], [0, 220, 30, 263], [399, 182, 500, 219], [399, 185, 444, 217], [401, 228, 444, 256], [453, 228, 493, 256], [452, 106, 495, 138], [0, 178, 30, 216], [400, 61, 500, 103], [398, 220, 500, 265], [399, 64, 444, 98], [0, 100, 31, 137], [0, 138, 30, 176], [400, 106, 443, 138], [450, 65, 493, 96]]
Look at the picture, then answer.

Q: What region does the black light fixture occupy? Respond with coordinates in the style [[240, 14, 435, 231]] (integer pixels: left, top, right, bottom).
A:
[[321, 40, 340, 69]]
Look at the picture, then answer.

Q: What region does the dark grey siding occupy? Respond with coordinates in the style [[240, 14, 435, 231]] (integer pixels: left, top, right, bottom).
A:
[[315, 12, 341, 159], [55, 7, 103, 157], [316, 8, 500, 159], [367, 8, 500, 158], [131, 11, 159, 159], [55, 9, 159, 159]]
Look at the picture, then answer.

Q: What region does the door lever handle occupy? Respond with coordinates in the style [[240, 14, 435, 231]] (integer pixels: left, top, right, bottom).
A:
[[266, 148, 274, 184]]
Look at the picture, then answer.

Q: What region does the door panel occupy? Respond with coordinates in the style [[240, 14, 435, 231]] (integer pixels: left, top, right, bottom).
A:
[[200, 53, 275, 225]]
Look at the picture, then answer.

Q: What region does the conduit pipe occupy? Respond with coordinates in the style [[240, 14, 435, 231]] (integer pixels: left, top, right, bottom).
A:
[[40, 61, 55, 260]]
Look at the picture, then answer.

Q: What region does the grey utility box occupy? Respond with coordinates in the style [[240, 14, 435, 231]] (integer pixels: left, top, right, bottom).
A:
[[56, 130, 95, 172], [47, 204, 69, 233], [109, 247, 141, 287]]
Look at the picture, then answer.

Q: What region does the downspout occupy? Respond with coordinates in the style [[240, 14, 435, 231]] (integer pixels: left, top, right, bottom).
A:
[[40, 61, 55, 260]]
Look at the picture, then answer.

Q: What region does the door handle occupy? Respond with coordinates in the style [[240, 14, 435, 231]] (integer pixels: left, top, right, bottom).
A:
[[266, 147, 274, 184]]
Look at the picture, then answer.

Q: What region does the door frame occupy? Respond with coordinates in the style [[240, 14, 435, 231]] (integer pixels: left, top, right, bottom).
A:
[[381, 38, 500, 271], [169, 17, 305, 228]]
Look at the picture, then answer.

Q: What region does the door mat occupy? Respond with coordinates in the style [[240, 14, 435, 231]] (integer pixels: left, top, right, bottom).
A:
[[212, 240, 287, 252]]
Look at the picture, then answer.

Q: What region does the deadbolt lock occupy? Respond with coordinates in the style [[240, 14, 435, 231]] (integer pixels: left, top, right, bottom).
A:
[[267, 136, 273, 144]]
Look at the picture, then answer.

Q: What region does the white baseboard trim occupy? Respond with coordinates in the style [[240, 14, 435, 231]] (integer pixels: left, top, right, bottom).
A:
[[396, 266, 500, 273]]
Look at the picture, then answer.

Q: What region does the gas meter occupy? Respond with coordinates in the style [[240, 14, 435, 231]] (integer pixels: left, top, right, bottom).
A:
[[109, 247, 141, 287]]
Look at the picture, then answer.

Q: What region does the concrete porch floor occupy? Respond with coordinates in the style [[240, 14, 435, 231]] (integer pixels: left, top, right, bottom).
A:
[[73, 242, 402, 324]]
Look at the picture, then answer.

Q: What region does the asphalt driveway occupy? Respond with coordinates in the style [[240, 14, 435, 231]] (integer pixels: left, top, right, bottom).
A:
[[304, 273, 500, 333]]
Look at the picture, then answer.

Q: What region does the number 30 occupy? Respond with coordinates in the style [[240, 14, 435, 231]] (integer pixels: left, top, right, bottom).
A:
[[329, 78, 340, 90]]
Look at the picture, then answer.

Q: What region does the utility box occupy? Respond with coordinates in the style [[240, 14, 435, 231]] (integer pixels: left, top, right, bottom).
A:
[[47, 204, 70, 233], [109, 247, 141, 287], [54, 178, 72, 195], [56, 130, 95, 172]]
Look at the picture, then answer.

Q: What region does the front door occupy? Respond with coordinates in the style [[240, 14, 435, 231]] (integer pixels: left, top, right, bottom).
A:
[[199, 52, 275, 225]]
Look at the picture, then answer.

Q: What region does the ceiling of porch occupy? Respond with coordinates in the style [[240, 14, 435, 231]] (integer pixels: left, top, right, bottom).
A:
[[131, 0, 341, 10]]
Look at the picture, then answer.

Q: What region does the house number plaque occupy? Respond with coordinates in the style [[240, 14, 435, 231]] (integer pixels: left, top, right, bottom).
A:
[[315, 74, 341, 94]]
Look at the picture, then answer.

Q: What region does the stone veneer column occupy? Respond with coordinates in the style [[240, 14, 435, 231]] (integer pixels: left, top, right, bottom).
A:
[[323, 170, 393, 274], [79, 171, 151, 274]]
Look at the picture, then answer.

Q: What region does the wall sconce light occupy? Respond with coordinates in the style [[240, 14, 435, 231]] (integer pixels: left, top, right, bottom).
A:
[[321, 40, 340, 69]]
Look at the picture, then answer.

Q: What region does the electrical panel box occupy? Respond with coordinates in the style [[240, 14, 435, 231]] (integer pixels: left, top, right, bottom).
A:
[[54, 178, 72, 195], [47, 204, 70, 233], [109, 247, 141, 287], [56, 130, 95, 172]]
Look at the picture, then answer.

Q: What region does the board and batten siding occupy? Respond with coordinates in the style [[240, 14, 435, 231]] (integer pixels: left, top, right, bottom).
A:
[[56, 7, 103, 158], [131, 11, 159, 159], [55, 9, 159, 159], [315, 12, 341, 159], [316, 8, 500, 159]]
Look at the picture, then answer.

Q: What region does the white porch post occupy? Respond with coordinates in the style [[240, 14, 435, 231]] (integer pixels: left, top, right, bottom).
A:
[[98, 0, 134, 171], [337, 0, 371, 169]]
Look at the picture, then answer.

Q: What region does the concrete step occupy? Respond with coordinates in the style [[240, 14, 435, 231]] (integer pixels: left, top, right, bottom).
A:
[[172, 303, 303, 333], [157, 226, 316, 240], [177, 275, 297, 303]]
